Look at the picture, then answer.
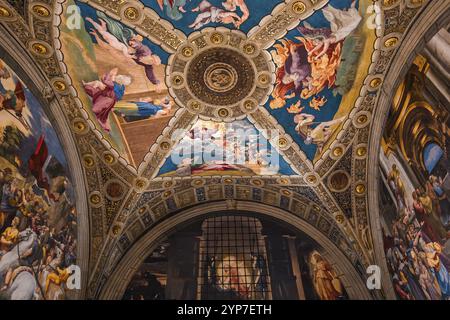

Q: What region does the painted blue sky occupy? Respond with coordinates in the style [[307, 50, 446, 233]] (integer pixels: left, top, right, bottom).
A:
[[265, 0, 359, 161]]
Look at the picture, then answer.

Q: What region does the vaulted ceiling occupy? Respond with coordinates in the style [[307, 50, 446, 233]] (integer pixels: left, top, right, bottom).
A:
[[0, 0, 448, 299]]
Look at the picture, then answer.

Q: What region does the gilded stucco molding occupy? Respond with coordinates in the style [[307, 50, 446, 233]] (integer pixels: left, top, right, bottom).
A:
[[77, 0, 186, 53], [248, 0, 329, 49]]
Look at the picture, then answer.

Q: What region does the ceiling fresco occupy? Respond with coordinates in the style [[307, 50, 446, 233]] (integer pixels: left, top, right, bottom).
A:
[[60, 0, 175, 166], [56, 0, 379, 173], [0, 0, 444, 301], [266, 0, 375, 162]]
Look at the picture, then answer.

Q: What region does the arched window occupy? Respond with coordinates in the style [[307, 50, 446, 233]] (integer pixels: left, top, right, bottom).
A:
[[423, 142, 443, 174], [198, 216, 271, 300]]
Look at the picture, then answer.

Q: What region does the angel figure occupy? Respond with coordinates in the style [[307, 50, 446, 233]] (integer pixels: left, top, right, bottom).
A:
[[269, 40, 313, 109], [221, 0, 250, 28], [287, 101, 304, 114], [300, 1, 361, 60], [270, 2, 362, 107], [86, 14, 163, 90], [189, 0, 241, 30], [309, 96, 327, 110], [86, 17, 132, 58]]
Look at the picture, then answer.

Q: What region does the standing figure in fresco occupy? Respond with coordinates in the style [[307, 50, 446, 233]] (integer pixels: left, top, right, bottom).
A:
[[189, 0, 241, 30], [294, 113, 345, 151], [430, 175, 450, 227], [156, 0, 188, 21], [83, 68, 131, 132], [309, 252, 345, 300], [412, 191, 442, 243], [207, 256, 217, 286], [251, 253, 267, 298], [387, 164, 406, 212], [416, 187, 448, 241]]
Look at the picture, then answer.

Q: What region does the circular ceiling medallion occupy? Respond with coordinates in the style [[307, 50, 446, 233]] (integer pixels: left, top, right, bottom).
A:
[[203, 62, 239, 93], [187, 47, 254, 106], [104, 180, 125, 201], [167, 29, 274, 121], [328, 171, 351, 193]]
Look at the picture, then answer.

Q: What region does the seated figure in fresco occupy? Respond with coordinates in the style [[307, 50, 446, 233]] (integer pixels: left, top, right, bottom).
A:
[[189, 0, 241, 30], [412, 190, 447, 243], [294, 113, 345, 151], [156, 0, 187, 21], [83, 68, 131, 132]]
